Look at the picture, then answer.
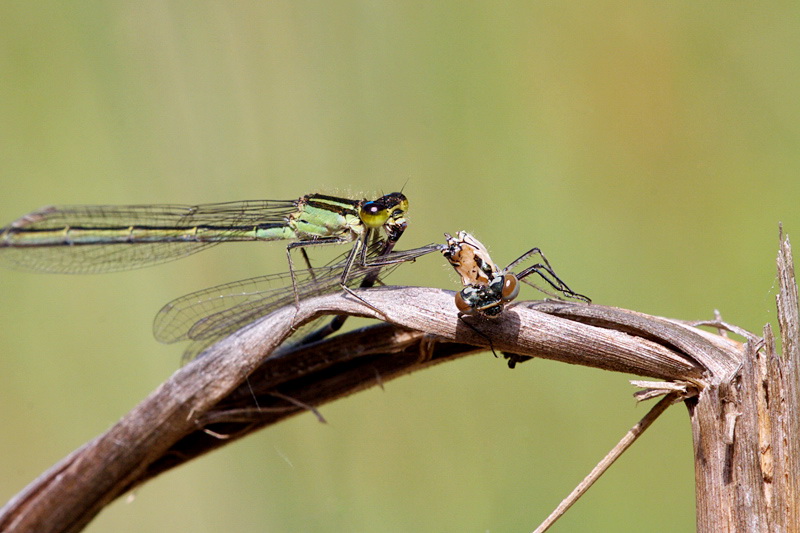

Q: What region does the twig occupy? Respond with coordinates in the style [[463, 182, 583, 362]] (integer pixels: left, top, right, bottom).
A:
[[533, 392, 681, 533]]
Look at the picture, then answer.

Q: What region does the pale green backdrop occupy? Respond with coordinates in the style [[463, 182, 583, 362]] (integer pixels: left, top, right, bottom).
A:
[[2, 2, 798, 532]]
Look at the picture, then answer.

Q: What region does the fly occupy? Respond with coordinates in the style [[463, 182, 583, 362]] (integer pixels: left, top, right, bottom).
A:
[[441, 231, 590, 317]]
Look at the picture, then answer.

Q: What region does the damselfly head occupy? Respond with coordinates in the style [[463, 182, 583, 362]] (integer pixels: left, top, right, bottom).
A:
[[359, 193, 409, 240]]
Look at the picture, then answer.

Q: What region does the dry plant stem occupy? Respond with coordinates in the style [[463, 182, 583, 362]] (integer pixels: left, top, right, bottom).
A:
[[1, 284, 747, 533], [533, 392, 681, 533], [690, 233, 800, 532], [126, 297, 742, 490]]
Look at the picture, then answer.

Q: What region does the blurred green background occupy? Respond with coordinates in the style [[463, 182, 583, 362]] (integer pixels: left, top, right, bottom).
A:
[[1, 2, 798, 532]]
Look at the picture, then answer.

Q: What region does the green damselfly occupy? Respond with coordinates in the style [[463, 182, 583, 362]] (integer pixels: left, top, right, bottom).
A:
[[0, 193, 409, 291], [442, 231, 590, 317], [0, 192, 413, 356]]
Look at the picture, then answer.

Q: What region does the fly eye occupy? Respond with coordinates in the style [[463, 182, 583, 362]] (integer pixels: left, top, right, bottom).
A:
[[455, 291, 474, 314], [500, 274, 519, 303], [359, 201, 390, 228]]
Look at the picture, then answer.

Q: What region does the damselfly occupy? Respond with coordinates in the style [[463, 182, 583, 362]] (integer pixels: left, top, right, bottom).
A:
[[442, 231, 590, 317], [154, 241, 444, 360], [0, 192, 413, 355], [0, 193, 409, 292]]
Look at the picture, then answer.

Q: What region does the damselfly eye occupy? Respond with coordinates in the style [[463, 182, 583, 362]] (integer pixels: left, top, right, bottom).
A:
[[455, 290, 474, 314], [500, 273, 519, 303], [363, 201, 379, 214], [359, 201, 390, 228]]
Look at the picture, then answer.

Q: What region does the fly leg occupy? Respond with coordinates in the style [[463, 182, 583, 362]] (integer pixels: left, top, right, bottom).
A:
[[507, 247, 591, 303]]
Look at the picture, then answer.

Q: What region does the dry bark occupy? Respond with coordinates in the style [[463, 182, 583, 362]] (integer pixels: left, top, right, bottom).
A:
[[689, 234, 800, 532]]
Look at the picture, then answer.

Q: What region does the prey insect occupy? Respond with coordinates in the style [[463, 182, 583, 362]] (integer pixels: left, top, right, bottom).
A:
[[441, 231, 590, 367], [442, 231, 590, 317]]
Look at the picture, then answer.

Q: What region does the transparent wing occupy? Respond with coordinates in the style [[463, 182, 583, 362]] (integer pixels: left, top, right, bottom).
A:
[[153, 243, 444, 360], [0, 200, 298, 273]]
